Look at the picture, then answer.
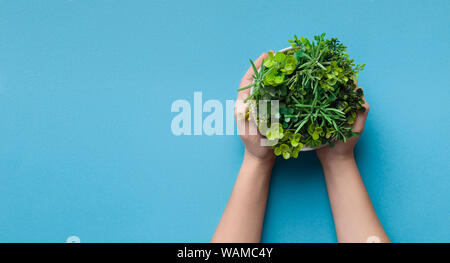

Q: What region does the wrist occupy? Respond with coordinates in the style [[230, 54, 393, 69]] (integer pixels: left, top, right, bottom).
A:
[[243, 150, 275, 170], [319, 152, 355, 171]]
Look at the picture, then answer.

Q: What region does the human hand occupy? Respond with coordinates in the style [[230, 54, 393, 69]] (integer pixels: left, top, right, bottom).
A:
[[212, 54, 276, 243], [315, 95, 389, 243], [316, 91, 370, 165], [235, 52, 275, 162]]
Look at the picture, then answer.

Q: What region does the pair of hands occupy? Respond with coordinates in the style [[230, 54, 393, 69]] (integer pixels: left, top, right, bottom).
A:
[[235, 53, 370, 164], [213, 53, 388, 243]]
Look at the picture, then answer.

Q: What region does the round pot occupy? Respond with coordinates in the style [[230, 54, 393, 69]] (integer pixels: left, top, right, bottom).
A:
[[248, 47, 326, 151]]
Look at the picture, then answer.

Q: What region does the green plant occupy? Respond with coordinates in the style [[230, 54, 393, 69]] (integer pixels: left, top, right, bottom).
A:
[[238, 33, 366, 159]]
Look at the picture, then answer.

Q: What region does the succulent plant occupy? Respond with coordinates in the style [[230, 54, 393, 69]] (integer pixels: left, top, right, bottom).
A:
[[238, 33, 366, 159]]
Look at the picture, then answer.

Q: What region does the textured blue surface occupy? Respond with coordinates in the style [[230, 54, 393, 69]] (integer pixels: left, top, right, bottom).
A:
[[0, 0, 449, 242]]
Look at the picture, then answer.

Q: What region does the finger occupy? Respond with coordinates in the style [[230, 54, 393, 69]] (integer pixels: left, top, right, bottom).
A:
[[237, 51, 272, 101], [234, 99, 251, 137], [235, 99, 248, 124], [352, 97, 369, 134], [235, 99, 260, 137]]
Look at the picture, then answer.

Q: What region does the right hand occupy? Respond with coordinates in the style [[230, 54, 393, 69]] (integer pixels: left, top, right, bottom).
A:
[[316, 93, 370, 164]]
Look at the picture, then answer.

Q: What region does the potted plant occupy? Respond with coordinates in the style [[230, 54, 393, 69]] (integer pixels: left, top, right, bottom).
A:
[[239, 33, 366, 159]]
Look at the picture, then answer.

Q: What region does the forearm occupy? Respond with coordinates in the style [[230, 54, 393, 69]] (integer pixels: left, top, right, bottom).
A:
[[212, 151, 274, 243], [321, 155, 389, 243]]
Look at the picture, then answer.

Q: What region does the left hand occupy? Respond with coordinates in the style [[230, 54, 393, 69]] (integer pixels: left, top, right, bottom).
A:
[[235, 52, 275, 162]]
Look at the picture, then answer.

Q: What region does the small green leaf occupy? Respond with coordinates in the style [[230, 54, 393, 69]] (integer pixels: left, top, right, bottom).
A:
[[274, 52, 286, 63], [312, 132, 319, 140], [274, 147, 282, 156], [280, 144, 289, 153]]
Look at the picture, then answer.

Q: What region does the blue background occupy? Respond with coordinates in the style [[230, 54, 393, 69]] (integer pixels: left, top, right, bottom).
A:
[[0, 0, 449, 242]]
